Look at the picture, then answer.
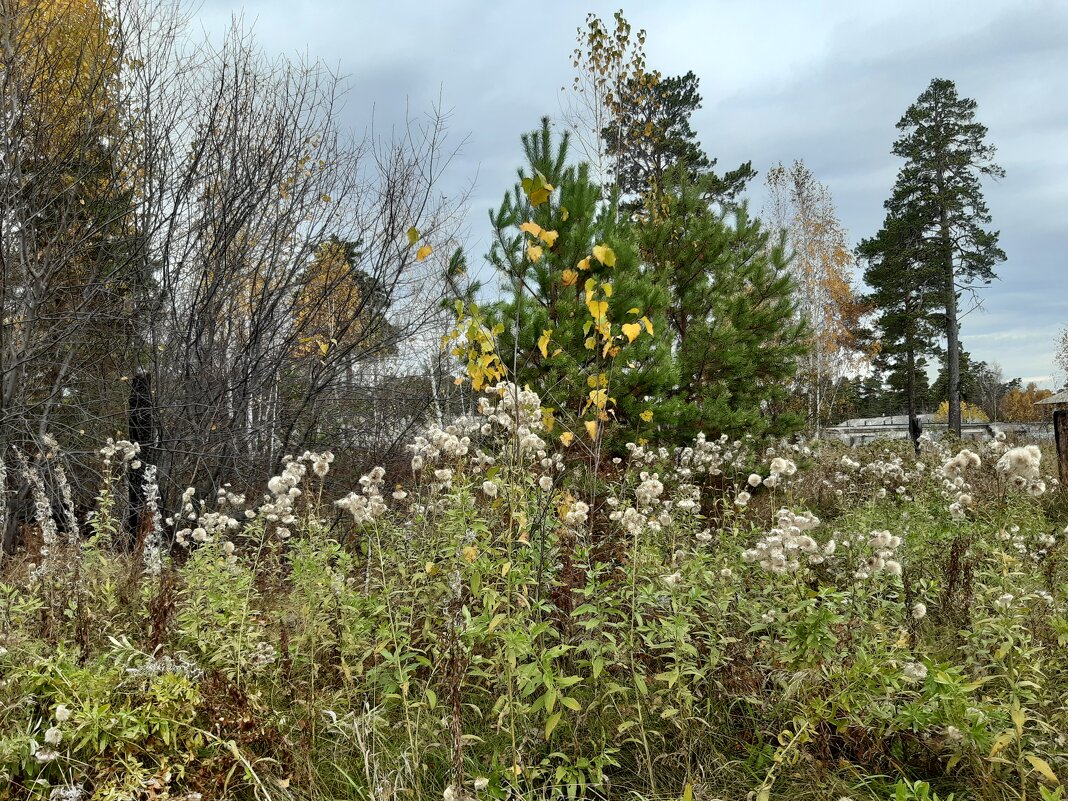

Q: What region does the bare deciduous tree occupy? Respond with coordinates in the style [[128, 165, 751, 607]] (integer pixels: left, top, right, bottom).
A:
[[1, 0, 468, 549]]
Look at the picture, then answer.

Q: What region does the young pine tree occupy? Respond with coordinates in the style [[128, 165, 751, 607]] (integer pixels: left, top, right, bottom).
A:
[[488, 118, 675, 446], [639, 167, 808, 442]]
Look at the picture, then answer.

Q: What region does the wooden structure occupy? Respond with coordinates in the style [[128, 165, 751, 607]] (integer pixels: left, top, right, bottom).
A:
[[1036, 391, 1068, 487]]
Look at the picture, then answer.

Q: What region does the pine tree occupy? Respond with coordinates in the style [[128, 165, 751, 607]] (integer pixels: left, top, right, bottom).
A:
[[603, 71, 755, 208], [887, 78, 1005, 437], [931, 349, 987, 409], [488, 118, 675, 444], [639, 166, 807, 442], [859, 204, 942, 449]]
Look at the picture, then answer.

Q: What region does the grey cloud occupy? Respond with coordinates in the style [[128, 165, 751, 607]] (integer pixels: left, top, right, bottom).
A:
[[198, 0, 1068, 387]]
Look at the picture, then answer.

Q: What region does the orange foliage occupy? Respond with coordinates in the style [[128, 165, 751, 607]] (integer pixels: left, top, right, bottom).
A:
[[999, 383, 1054, 423]]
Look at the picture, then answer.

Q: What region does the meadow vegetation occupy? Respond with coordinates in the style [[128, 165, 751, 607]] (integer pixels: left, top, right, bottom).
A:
[[2, 5, 1065, 801], [1, 392, 1066, 801]]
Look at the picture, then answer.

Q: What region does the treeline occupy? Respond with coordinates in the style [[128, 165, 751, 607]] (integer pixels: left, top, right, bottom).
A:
[[0, 4, 1030, 547], [478, 12, 1017, 451], [829, 363, 1053, 424]]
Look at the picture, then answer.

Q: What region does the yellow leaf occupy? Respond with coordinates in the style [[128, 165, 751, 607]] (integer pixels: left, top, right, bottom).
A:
[[1025, 754, 1060, 786], [539, 229, 559, 247], [462, 546, 478, 563], [538, 329, 552, 358], [541, 407, 555, 431], [584, 336, 597, 350], [989, 731, 1015, 758], [621, 322, 641, 342], [521, 172, 554, 206], [640, 409, 653, 422], [592, 244, 616, 266], [529, 186, 552, 205], [425, 561, 439, 576], [561, 269, 578, 287], [627, 307, 640, 315], [584, 420, 598, 441], [560, 206, 569, 221], [501, 561, 512, 577], [407, 226, 420, 245], [584, 277, 597, 303], [416, 244, 433, 261], [641, 315, 654, 335], [586, 300, 609, 320], [519, 221, 543, 237], [583, 388, 608, 413], [601, 282, 613, 297], [577, 256, 591, 271], [527, 243, 544, 263], [560, 431, 574, 446], [1011, 705, 1026, 738]]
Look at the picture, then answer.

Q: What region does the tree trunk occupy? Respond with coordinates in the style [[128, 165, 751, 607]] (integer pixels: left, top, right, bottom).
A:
[[124, 372, 154, 551], [906, 339, 920, 456], [940, 207, 961, 438]]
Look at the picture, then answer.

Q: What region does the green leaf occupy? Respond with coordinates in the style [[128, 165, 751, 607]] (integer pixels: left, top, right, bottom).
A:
[[407, 226, 420, 245], [545, 712, 562, 740]]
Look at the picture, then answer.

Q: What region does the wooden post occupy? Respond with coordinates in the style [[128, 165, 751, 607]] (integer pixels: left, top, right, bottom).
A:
[[124, 371, 154, 550], [1055, 410, 1068, 489]]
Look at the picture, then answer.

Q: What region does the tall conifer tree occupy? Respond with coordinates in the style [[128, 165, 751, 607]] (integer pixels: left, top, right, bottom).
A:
[[884, 78, 1005, 437], [858, 207, 941, 452], [603, 71, 755, 208]]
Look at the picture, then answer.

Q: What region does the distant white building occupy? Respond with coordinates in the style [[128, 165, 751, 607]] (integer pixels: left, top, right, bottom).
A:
[[821, 414, 1049, 446]]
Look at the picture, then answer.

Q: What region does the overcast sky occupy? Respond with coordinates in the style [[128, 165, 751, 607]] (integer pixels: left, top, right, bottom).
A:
[[201, 0, 1068, 388]]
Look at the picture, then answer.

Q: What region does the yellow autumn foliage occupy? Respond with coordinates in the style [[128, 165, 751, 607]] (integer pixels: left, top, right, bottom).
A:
[[6, 0, 122, 156], [932, 400, 989, 424]]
